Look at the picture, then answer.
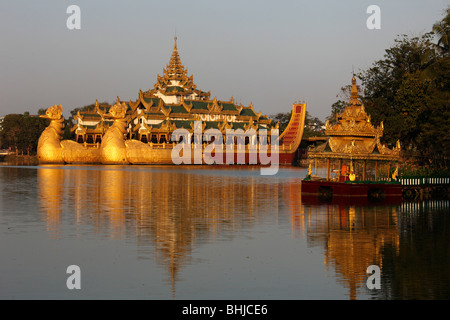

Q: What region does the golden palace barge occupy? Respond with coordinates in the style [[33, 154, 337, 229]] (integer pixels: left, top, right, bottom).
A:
[[37, 37, 306, 165]]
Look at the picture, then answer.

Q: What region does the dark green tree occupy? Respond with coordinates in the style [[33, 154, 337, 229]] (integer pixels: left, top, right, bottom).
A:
[[0, 114, 23, 152], [432, 7, 450, 54], [269, 111, 292, 134], [324, 6, 450, 168], [357, 31, 448, 167], [22, 114, 49, 155], [0, 113, 49, 154], [359, 32, 438, 147], [303, 111, 325, 138], [269, 110, 325, 138]]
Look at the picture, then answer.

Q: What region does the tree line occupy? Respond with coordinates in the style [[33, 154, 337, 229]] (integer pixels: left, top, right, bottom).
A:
[[0, 102, 110, 155], [360, 7, 449, 168], [0, 112, 49, 155]]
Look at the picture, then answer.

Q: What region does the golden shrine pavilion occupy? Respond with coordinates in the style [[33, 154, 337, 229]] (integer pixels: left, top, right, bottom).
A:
[[307, 75, 401, 182]]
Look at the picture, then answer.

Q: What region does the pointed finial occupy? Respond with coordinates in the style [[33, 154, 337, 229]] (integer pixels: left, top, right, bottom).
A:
[[350, 74, 358, 104], [174, 34, 177, 50]]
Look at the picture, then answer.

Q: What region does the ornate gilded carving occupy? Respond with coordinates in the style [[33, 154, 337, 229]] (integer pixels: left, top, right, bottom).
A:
[[37, 104, 65, 163], [208, 97, 223, 113], [100, 102, 129, 164], [309, 76, 400, 161]]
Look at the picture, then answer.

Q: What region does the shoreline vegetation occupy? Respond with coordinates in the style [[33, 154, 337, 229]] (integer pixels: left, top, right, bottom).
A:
[[0, 154, 39, 165], [1, 153, 448, 177]]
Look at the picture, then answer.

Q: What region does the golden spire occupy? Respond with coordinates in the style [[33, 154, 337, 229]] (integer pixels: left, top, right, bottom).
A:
[[349, 74, 360, 105], [165, 35, 185, 80], [149, 36, 210, 100]]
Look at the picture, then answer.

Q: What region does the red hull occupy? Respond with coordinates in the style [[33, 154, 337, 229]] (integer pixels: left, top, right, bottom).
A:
[[301, 179, 403, 206]]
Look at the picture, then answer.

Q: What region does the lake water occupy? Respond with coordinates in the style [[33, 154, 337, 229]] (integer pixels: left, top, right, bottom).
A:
[[0, 164, 449, 300]]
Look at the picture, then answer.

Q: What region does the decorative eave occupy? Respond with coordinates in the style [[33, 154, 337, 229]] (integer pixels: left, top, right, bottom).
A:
[[244, 119, 258, 132], [190, 121, 206, 132], [155, 99, 171, 117], [325, 119, 383, 138], [180, 96, 193, 113], [136, 89, 153, 110], [94, 120, 111, 134], [258, 117, 272, 125], [137, 121, 153, 134], [308, 135, 401, 161], [218, 118, 233, 132], [239, 102, 258, 117], [71, 123, 85, 134], [128, 98, 141, 112], [307, 151, 400, 161], [73, 110, 83, 122], [156, 120, 177, 132], [207, 97, 223, 113]]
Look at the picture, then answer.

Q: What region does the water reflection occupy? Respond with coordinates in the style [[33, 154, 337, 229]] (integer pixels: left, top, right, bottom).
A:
[[1, 165, 449, 299], [36, 166, 282, 295], [378, 200, 450, 299], [294, 204, 400, 299]]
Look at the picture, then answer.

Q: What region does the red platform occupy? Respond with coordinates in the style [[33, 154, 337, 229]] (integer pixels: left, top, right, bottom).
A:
[[301, 179, 403, 206]]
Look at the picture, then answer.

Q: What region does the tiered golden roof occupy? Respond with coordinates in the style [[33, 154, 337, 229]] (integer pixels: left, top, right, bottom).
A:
[[148, 36, 210, 99], [72, 36, 275, 146], [309, 76, 400, 161]]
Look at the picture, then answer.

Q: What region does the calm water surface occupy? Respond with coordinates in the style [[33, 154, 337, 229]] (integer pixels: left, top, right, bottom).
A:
[[0, 164, 449, 299]]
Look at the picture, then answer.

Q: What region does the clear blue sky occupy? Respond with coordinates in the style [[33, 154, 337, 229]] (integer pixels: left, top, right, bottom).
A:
[[0, 0, 448, 120]]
